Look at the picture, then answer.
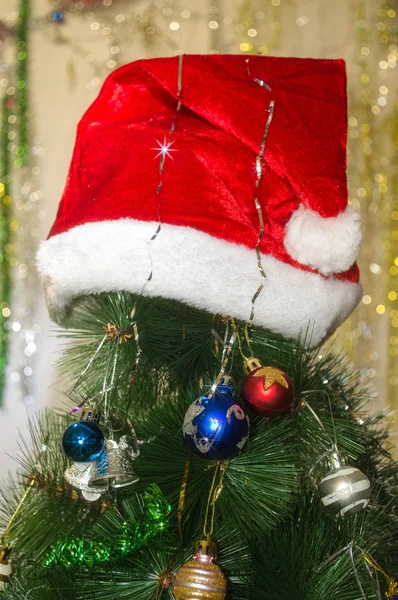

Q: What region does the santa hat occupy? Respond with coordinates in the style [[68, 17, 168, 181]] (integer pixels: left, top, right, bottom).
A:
[[37, 55, 362, 346]]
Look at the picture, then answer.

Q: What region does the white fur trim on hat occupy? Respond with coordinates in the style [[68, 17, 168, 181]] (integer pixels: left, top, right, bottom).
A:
[[37, 219, 362, 347], [284, 204, 362, 275]]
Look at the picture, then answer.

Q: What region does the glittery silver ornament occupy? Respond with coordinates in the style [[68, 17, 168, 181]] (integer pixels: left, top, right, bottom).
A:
[[89, 437, 139, 490], [64, 461, 107, 500], [81, 490, 102, 502]]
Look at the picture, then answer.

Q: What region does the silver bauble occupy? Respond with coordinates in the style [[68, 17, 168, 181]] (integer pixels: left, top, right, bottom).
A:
[[89, 437, 139, 489], [319, 465, 370, 516]]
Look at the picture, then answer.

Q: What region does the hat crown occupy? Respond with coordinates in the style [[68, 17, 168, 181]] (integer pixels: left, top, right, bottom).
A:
[[38, 55, 362, 346]]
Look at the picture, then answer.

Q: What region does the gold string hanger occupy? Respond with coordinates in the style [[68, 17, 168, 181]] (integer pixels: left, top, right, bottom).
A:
[[0, 475, 36, 549], [202, 461, 229, 541]]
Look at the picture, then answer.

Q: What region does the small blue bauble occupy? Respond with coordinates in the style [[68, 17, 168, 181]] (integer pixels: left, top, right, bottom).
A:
[[50, 11, 64, 22], [183, 383, 249, 460], [61, 421, 105, 463]]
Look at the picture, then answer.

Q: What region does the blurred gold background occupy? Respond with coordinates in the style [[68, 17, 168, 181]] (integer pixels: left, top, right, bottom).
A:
[[0, 0, 396, 471]]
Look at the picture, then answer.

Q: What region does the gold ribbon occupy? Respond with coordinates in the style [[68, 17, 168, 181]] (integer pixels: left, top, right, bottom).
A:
[[0, 475, 36, 548], [363, 552, 398, 598], [202, 460, 229, 540], [104, 323, 132, 344], [177, 450, 191, 541], [128, 306, 142, 385]]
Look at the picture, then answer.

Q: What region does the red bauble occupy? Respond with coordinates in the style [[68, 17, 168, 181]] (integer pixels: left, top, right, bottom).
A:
[[241, 358, 294, 417]]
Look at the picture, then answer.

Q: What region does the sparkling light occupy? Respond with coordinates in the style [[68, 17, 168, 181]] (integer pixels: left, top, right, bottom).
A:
[[209, 418, 220, 432], [152, 138, 177, 161]]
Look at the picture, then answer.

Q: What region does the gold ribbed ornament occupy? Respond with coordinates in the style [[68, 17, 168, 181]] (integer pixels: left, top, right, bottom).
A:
[[173, 540, 226, 600], [0, 545, 12, 588]]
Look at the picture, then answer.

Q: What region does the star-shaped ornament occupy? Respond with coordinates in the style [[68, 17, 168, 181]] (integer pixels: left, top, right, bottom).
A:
[[253, 366, 289, 390]]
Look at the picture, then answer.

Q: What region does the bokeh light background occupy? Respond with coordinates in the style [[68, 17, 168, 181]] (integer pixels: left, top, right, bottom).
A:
[[0, 0, 396, 473]]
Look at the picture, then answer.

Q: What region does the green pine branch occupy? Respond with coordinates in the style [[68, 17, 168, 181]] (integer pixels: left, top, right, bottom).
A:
[[0, 292, 397, 599]]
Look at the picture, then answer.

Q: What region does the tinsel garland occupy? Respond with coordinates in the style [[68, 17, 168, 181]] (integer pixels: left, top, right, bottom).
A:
[[0, 0, 30, 405], [0, 94, 12, 406], [15, 0, 29, 168], [42, 484, 171, 569]]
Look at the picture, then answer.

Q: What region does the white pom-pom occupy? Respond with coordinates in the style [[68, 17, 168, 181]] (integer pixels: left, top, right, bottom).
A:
[[284, 204, 362, 275]]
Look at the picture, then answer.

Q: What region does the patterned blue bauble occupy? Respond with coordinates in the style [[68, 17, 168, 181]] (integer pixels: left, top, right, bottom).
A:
[[62, 421, 105, 463], [183, 383, 249, 460]]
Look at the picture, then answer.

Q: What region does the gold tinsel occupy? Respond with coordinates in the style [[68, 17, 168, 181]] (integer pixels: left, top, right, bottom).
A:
[[104, 323, 132, 344]]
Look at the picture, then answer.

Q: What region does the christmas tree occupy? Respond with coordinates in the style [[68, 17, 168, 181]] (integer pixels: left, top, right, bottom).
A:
[[0, 55, 397, 600]]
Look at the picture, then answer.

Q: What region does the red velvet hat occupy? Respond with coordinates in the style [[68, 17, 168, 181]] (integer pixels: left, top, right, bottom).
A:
[[38, 54, 362, 346]]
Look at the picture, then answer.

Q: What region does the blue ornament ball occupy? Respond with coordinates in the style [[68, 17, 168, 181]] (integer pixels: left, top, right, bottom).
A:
[[61, 421, 105, 463], [50, 10, 64, 22], [183, 383, 249, 460]]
